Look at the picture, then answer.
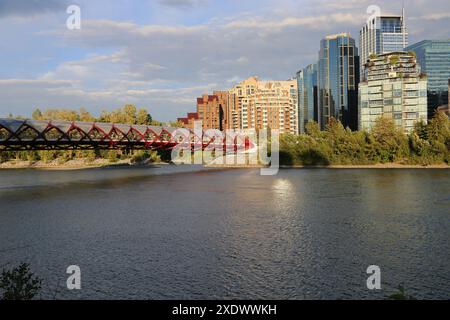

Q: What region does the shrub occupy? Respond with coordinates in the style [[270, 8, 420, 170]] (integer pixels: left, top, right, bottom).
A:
[[0, 263, 42, 300]]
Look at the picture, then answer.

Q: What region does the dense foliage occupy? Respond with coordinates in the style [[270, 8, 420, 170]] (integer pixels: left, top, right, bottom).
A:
[[280, 112, 450, 166], [0, 263, 42, 300]]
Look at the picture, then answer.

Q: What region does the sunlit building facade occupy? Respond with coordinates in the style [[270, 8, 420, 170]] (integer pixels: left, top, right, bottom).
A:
[[177, 112, 199, 130], [359, 52, 427, 133], [195, 91, 229, 130], [228, 76, 298, 134]]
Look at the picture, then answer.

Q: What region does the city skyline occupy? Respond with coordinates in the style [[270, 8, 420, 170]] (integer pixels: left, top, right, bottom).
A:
[[0, 0, 450, 122], [1, 1, 450, 305]]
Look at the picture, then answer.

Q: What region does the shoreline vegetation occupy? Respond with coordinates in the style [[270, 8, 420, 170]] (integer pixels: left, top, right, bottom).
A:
[[279, 112, 450, 168], [0, 159, 163, 170], [2, 160, 449, 170], [1, 106, 449, 170], [1, 160, 449, 170]]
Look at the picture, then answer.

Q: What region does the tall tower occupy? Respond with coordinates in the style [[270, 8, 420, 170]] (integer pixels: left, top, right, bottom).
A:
[[317, 33, 359, 130], [296, 63, 318, 133], [359, 9, 408, 81]]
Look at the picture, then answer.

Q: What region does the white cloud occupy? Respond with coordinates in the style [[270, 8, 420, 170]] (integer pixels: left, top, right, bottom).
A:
[[1, 0, 449, 121], [224, 13, 364, 31]]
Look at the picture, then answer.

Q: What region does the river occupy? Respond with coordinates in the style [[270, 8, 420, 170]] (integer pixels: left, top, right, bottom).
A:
[[0, 166, 449, 299]]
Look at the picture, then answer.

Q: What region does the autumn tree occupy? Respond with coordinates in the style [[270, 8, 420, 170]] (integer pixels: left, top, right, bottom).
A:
[[137, 108, 152, 125], [79, 107, 95, 122], [32, 108, 43, 120]]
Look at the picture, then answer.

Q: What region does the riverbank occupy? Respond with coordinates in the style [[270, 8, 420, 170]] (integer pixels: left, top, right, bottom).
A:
[[0, 159, 167, 170], [285, 163, 450, 169], [1, 160, 449, 170], [207, 163, 450, 169]]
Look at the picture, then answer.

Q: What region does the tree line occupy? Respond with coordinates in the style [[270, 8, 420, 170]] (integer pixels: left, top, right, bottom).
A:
[[280, 111, 450, 166], [1, 107, 449, 166]]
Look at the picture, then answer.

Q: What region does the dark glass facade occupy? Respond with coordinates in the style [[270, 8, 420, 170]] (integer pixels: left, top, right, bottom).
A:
[[318, 34, 359, 130], [406, 40, 450, 117], [296, 63, 318, 133]]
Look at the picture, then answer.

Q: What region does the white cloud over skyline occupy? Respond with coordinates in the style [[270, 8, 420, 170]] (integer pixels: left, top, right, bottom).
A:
[[0, 0, 449, 121]]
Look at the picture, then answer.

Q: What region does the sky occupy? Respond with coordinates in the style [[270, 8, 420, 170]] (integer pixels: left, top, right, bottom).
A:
[[0, 0, 449, 121]]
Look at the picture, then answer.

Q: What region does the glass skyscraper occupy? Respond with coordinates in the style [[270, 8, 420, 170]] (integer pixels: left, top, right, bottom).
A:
[[406, 40, 450, 117], [359, 11, 408, 80], [318, 33, 359, 130], [296, 63, 318, 133]]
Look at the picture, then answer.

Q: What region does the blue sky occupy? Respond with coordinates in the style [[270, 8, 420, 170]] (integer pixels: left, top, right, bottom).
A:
[[0, 0, 449, 121]]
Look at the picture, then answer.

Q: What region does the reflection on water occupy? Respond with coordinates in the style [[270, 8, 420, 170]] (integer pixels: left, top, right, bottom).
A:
[[0, 166, 449, 299]]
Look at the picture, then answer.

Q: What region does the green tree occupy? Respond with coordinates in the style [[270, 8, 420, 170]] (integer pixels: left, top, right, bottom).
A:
[[371, 117, 409, 163], [413, 120, 428, 140], [427, 111, 450, 145], [305, 121, 323, 139], [41, 109, 78, 121], [137, 109, 152, 125], [123, 104, 137, 124], [0, 263, 42, 300]]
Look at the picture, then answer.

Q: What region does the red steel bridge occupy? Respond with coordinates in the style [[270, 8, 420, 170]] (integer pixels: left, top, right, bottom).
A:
[[0, 118, 252, 152]]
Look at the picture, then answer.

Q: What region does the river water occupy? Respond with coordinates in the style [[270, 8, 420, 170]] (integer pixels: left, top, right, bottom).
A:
[[0, 166, 449, 299]]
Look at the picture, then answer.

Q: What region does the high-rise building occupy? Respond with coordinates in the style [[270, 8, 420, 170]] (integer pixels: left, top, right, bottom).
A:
[[405, 40, 450, 117], [196, 91, 229, 130], [296, 63, 318, 133], [228, 76, 299, 134], [359, 52, 427, 133], [359, 10, 408, 81], [317, 33, 359, 130]]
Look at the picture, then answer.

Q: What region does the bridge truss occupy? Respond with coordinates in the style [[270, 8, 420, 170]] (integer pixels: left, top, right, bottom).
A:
[[0, 118, 250, 152]]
